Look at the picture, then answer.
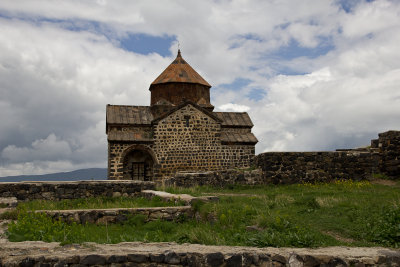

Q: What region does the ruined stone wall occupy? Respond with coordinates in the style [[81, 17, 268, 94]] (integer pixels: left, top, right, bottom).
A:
[[153, 105, 224, 177], [378, 130, 400, 177], [163, 169, 263, 187], [254, 151, 380, 184], [0, 180, 155, 201], [108, 143, 154, 180]]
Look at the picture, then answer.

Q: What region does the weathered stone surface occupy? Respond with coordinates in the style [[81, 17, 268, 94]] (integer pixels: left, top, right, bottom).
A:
[[141, 190, 218, 204], [206, 252, 224, 267], [254, 151, 381, 184], [37, 206, 193, 224], [0, 197, 17, 208], [0, 241, 400, 267], [0, 180, 155, 201], [378, 130, 400, 178], [163, 169, 263, 187], [127, 253, 148, 263], [80, 254, 106, 265]]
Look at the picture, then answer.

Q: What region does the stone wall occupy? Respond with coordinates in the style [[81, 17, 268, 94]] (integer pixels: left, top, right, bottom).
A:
[[221, 144, 254, 169], [153, 104, 222, 177], [254, 151, 380, 184], [0, 180, 155, 201], [1, 241, 400, 266], [153, 104, 255, 178], [377, 130, 400, 177], [163, 169, 263, 187], [39, 206, 192, 224], [108, 143, 155, 180]]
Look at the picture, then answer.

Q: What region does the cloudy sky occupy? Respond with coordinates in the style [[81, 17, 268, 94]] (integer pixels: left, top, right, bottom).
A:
[[0, 0, 399, 176]]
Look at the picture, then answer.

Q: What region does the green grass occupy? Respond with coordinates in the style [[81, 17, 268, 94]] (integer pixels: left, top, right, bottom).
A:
[[6, 180, 400, 248], [17, 196, 185, 211]]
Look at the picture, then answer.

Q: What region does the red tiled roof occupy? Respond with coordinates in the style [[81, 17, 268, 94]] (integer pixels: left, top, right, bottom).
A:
[[151, 50, 211, 87]]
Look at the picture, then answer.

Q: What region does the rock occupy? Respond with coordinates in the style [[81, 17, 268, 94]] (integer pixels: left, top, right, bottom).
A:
[[206, 252, 224, 267], [164, 251, 180, 264], [226, 254, 242, 267], [149, 253, 164, 263], [80, 254, 106, 265], [107, 255, 127, 263], [272, 254, 287, 264], [20, 257, 35, 267], [302, 255, 320, 267], [328, 257, 348, 267], [127, 253, 148, 263], [112, 192, 121, 197], [288, 253, 304, 267]]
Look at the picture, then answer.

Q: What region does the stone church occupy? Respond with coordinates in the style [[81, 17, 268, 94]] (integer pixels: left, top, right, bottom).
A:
[[106, 50, 257, 180]]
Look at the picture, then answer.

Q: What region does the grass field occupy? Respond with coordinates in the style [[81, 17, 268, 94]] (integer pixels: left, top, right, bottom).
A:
[[16, 196, 185, 211], [6, 180, 400, 248]]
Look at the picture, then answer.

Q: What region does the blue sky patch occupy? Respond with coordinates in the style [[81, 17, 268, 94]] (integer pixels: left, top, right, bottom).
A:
[[219, 78, 252, 91], [336, 0, 374, 13], [269, 38, 334, 61], [247, 88, 267, 101], [119, 34, 176, 57]]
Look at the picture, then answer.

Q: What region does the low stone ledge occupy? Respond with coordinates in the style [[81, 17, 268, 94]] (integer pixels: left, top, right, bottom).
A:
[[36, 206, 193, 224], [141, 190, 219, 204], [0, 180, 155, 201], [0, 241, 399, 266]]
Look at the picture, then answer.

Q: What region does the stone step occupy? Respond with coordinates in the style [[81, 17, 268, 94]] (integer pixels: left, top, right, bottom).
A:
[[141, 190, 218, 204]]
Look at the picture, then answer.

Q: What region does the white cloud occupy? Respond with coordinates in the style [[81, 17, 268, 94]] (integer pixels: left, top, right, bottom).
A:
[[218, 103, 250, 112]]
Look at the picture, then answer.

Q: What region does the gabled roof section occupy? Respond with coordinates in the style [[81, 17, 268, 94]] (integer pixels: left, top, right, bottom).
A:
[[221, 132, 258, 144], [106, 105, 153, 125], [150, 50, 211, 87], [152, 101, 222, 124], [213, 112, 254, 127]]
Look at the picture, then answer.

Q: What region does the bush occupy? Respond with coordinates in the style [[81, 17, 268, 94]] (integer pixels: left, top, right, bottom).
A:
[[368, 207, 400, 247]]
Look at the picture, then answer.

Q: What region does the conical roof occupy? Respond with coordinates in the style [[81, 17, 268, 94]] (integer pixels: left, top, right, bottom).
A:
[[151, 50, 211, 87]]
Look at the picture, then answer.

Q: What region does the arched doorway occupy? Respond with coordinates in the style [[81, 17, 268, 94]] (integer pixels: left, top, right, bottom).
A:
[[122, 146, 156, 181]]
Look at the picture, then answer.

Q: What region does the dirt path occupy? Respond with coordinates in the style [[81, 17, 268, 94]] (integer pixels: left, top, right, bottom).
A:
[[370, 179, 399, 187]]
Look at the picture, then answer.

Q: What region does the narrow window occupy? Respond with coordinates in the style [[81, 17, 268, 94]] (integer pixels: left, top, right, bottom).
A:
[[184, 115, 190, 127]]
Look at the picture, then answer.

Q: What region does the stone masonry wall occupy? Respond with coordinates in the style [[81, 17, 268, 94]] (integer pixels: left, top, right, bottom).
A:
[[153, 104, 255, 178], [0, 180, 155, 201], [163, 169, 263, 187], [221, 144, 254, 169], [153, 105, 223, 177], [378, 130, 400, 177], [39, 206, 192, 225], [254, 151, 380, 184]]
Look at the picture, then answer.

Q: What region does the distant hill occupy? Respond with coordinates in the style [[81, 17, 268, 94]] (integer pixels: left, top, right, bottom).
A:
[[0, 168, 107, 182]]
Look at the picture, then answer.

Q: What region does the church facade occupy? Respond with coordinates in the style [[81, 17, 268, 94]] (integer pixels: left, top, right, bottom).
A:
[[106, 50, 257, 180]]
